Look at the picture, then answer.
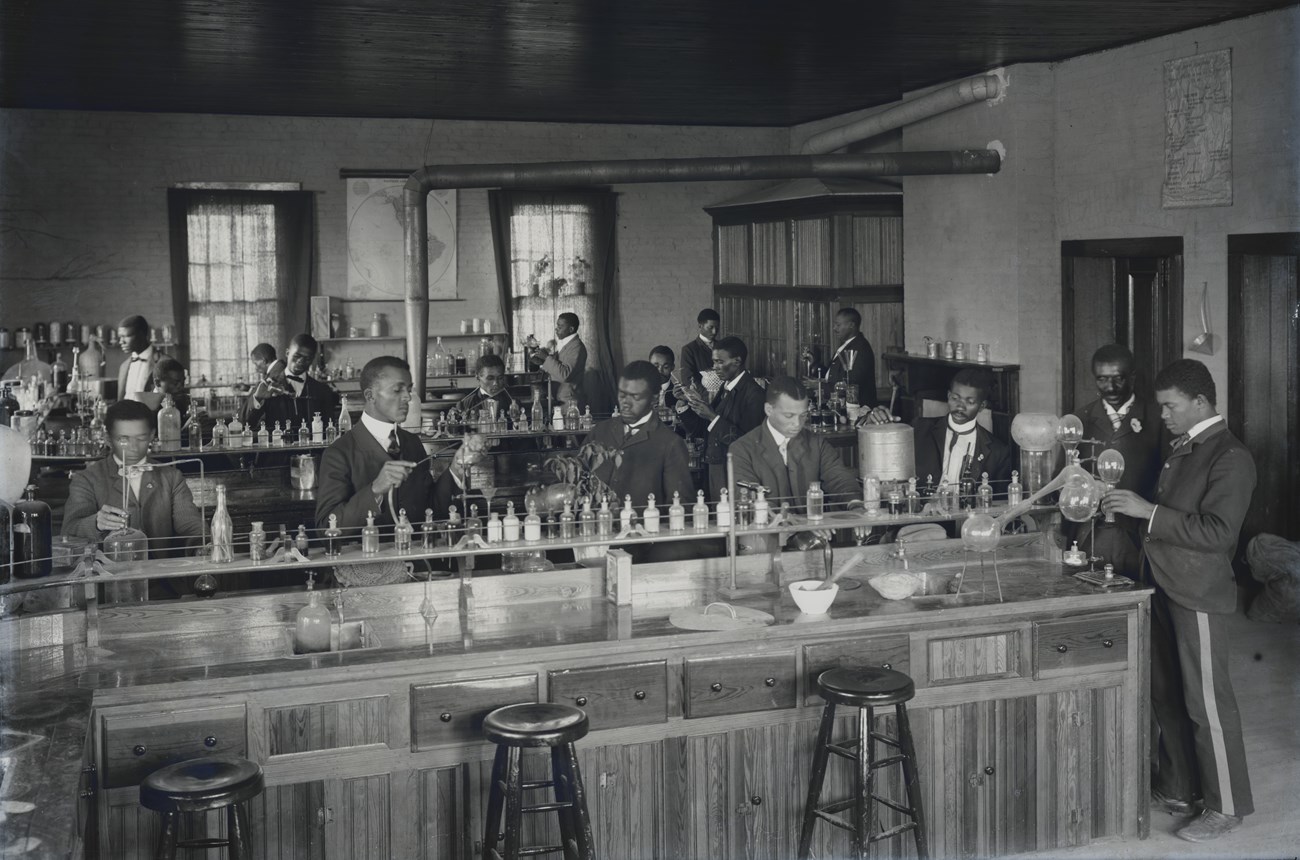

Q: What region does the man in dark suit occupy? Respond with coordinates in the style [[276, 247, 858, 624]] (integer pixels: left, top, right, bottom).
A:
[[682, 335, 766, 500], [825, 307, 879, 409], [115, 314, 171, 403], [531, 312, 587, 409], [242, 333, 339, 435], [457, 353, 517, 417], [317, 356, 471, 533], [649, 345, 684, 424], [730, 376, 861, 510], [584, 361, 694, 510], [63, 399, 204, 558], [678, 308, 719, 388], [1103, 359, 1255, 843], [1071, 343, 1170, 578]]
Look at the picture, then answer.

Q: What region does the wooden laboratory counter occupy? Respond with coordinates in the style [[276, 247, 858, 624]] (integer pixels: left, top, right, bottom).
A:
[[0, 535, 1151, 859]]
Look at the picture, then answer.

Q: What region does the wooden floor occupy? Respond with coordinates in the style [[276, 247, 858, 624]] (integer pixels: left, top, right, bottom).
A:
[[1039, 609, 1300, 860]]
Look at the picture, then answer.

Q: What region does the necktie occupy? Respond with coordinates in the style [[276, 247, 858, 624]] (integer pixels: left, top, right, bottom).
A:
[[1172, 433, 1191, 450], [387, 427, 401, 458], [1110, 412, 1123, 431], [777, 438, 789, 465], [946, 422, 976, 456]]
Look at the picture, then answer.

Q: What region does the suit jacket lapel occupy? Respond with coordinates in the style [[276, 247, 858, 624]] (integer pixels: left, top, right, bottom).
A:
[[758, 427, 793, 498]]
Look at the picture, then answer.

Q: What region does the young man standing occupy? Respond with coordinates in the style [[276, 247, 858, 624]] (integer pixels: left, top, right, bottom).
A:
[[679, 308, 720, 388]]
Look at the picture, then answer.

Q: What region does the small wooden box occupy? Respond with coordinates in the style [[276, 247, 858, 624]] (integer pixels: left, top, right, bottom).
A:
[[605, 548, 632, 605]]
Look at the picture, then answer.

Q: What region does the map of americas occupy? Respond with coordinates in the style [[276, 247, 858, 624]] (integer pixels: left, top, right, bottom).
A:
[[347, 180, 457, 299]]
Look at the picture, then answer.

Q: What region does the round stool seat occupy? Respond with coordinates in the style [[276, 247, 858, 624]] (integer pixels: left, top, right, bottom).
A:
[[483, 703, 589, 747], [140, 756, 264, 814], [816, 666, 915, 707]]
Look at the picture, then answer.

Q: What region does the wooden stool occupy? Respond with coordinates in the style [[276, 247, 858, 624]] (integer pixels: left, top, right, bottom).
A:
[[797, 667, 928, 860], [139, 756, 264, 859], [480, 703, 596, 860]]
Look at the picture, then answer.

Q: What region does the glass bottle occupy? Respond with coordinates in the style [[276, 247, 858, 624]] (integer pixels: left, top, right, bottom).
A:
[[906, 477, 921, 514], [597, 497, 613, 536], [212, 418, 229, 448], [578, 497, 596, 536], [753, 487, 770, 526], [643, 494, 660, 534], [579, 407, 593, 431], [530, 394, 544, 432], [945, 480, 961, 514], [432, 337, 447, 377], [618, 495, 636, 532], [446, 505, 462, 545], [210, 484, 234, 563], [692, 490, 709, 530], [249, 521, 268, 561], [464, 504, 482, 540], [369, 312, 383, 338], [295, 524, 311, 557], [523, 501, 542, 542], [338, 395, 353, 433], [227, 414, 245, 449], [324, 515, 342, 558], [454, 346, 466, 375], [250, 423, 261, 447], [977, 472, 993, 511], [294, 573, 332, 654], [805, 481, 824, 521], [421, 508, 435, 550], [1007, 470, 1023, 505], [12, 485, 52, 579], [325, 419, 338, 445], [361, 511, 379, 554], [560, 501, 576, 539], [297, 420, 310, 446], [273, 420, 286, 447], [715, 489, 732, 528], [733, 488, 751, 529], [507, 400, 523, 432], [394, 509, 413, 552], [157, 394, 182, 451], [486, 510, 503, 543], [310, 412, 324, 443], [503, 501, 521, 542], [668, 491, 686, 533], [565, 401, 580, 431]]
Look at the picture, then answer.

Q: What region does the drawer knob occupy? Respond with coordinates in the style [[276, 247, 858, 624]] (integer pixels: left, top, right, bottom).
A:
[[881, 663, 892, 670], [133, 745, 147, 756], [204, 736, 218, 748], [634, 690, 646, 700], [1056, 644, 1068, 653], [440, 712, 452, 722], [750, 795, 763, 806], [984, 765, 995, 775], [576, 696, 589, 707], [764, 678, 776, 687], [1103, 639, 1114, 648], [710, 682, 723, 693]]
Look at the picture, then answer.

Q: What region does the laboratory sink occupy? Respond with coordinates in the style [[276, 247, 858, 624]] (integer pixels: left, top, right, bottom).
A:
[[911, 571, 960, 598], [281, 621, 381, 657]]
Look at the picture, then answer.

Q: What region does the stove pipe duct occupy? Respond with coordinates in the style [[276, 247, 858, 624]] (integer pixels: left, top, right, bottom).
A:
[[401, 150, 1001, 393]]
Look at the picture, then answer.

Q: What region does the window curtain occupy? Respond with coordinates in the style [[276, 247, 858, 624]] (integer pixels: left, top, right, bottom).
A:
[[168, 189, 315, 384], [488, 189, 620, 415]]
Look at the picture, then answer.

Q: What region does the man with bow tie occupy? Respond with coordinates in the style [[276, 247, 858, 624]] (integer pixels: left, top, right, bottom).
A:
[[682, 336, 767, 500], [1102, 359, 1255, 843], [1071, 343, 1170, 578], [115, 315, 172, 403], [679, 308, 720, 388], [824, 308, 879, 409], [241, 333, 339, 434]]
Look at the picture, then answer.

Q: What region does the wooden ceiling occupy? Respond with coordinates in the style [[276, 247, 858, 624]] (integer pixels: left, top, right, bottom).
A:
[[1, 0, 1290, 126]]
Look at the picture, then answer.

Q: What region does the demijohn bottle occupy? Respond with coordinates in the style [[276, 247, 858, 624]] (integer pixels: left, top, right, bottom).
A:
[[157, 394, 182, 452], [13, 485, 53, 579]]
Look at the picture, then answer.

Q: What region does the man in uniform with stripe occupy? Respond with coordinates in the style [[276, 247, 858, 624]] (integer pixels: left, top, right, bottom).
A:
[[1102, 358, 1255, 842]]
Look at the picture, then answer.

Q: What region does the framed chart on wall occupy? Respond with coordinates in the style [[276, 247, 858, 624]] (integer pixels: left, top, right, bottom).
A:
[[346, 177, 458, 299]]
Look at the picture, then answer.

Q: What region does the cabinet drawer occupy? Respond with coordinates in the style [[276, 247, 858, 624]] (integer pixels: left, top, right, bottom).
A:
[[804, 634, 911, 705], [684, 653, 796, 719], [1035, 614, 1128, 677], [411, 674, 538, 750], [548, 661, 667, 730], [101, 705, 247, 789]]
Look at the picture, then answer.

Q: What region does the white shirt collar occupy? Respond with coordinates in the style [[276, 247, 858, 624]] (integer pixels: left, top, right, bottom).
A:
[[1102, 395, 1135, 418], [947, 413, 978, 434], [360, 410, 399, 450], [699, 333, 715, 346], [832, 334, 856, 357], [624, 411, 653, 430], [555, 332, 578, 352], [1186, 414, 1225, 442], [766, 420, 793, 449], [724, 370, 747, 392], [132, 344, 154, 361]]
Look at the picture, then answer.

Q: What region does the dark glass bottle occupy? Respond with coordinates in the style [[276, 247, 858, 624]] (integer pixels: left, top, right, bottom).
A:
[[13, 485, 53, 579]]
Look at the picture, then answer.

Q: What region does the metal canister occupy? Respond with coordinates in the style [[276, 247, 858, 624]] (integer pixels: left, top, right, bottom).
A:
[[81, 325, 93, 344], [49, 321, 63, 345], [942, 340, 955, 360], [0, 328, 9, 349], [14, 327, 30, 348], [65, 322, 77, 344]]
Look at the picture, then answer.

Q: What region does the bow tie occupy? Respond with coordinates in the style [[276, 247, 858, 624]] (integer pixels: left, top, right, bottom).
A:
[[130, 355, 148, 363], [286, 374, 304, 383]]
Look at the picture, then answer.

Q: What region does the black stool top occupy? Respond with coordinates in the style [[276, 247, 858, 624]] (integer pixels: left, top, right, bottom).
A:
[[483, 702, 589, 747], [140, 756, 265, 814], [816, 666, 915, 707]]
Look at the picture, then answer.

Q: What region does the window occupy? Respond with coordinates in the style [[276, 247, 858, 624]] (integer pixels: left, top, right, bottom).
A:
[[507, 197, 600, 345]]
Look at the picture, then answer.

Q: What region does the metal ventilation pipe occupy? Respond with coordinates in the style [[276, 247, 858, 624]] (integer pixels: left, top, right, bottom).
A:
[[402, 150, 1001, 392], [800, 75, 1002, 155]]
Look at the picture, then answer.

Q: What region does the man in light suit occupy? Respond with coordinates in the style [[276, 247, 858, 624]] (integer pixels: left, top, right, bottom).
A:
[[730, 376, 861, 510], [824, 307, 879, 409], [242, 333, 339, 434], [1071, 343, 1170, 578], [115, 315, 171, 403], [1103, 359, 1255, 843], [682, 336, 766, 500], [317, 356, 472, 533], [531, 312, 587, 409]]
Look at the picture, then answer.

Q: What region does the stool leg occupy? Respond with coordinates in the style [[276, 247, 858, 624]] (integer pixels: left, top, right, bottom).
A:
[[854, 705, 876, 860], [895, 703, 929, 860], [550, 746, 579, 860], [481, 745, 510, 860], [501, 747, 524, 860], [798, 701, 837, 860], [228, 801, 251, 860], [154, 811, 180, 860], [559, 742, 595, 860]]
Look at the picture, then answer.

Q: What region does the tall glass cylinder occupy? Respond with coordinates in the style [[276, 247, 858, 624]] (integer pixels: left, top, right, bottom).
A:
[[210, 484, 233, 563]]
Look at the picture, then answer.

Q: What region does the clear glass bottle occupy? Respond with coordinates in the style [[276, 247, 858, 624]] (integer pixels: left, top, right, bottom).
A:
[[464, 504, 482, 540], [102, 512, 148, 568], [250, 423, 261, 447], [361, 511, 379, 554], [210, 484, 234, 563], [295, 524, 311, 557], [578, 497, 596, 536], [297, 420, 310, 446], [273, 420, 286, 447], [432, 337, 447, 377], [486, 510, 503, 543], [394, 509, 413, 552], [324, 514, 342, 558], [643, 494, 660, 534], [560, 501, 576, 539], [338, 395, 353, 433], [446, 505, 462, 545], [308, 412, 323, 444], [294, 572, 332, 654], [906, 477, 921, 514], [369, 312, 383, 338], [523, 501, 542, 542], [503, 501, 521, 541], [157, 394, 182, 451], [618, 495, 636, 532], [421, 508, 436, 550], [565, 401, 580, 431], [213, 418, 230, 448], [668, 491, 686, 533], [597, 497, 613, 536], [692, 490, 710, 531], [715, 489, 732, 528], [977, 472, 993, 511], [579, 407, 593, 430], [249, 520, 267, 561], [753, 488, 770, 526], [733, 488, 751, 529], [325, 419, 338, 445], [227, 414, 245, 449], [805, 481, 824, 522], [530, 396, 544, 432], [1007, 470, 1023, 505]]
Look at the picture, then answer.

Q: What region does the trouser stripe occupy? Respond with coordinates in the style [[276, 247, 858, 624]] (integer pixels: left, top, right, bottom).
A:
[[1195, 610, 1234, 816]]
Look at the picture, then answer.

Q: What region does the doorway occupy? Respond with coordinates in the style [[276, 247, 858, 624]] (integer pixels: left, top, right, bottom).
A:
[[1061, 238, 1184, 413], [1228, 233, 1300, 542]]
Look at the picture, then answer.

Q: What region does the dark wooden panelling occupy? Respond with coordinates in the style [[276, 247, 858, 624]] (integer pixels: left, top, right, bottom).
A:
[[683, 652, 797, 719], [547, 660, 668, 730], [248, 780, 327, 860], [268, 697, 388, 756], [338, 774, 391, 860], [410, 674, 538, 750], [662, 732, 729, 859]]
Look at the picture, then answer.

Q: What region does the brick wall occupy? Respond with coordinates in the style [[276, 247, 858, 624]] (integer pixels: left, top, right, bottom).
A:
[[0, 111, 785, 377]]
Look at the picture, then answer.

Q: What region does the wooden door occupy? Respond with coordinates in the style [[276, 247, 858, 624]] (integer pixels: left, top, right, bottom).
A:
[[1229, 236, 1300, 542]]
